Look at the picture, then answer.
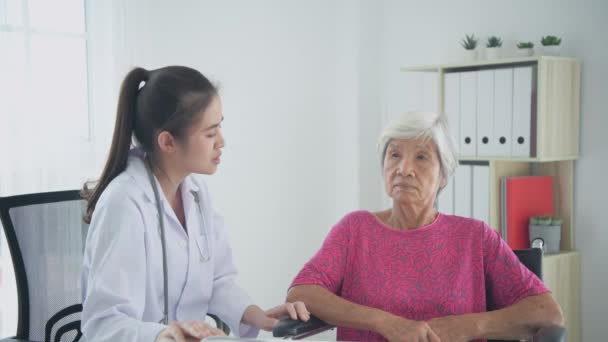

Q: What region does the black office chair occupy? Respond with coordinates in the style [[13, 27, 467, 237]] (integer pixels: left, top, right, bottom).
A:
[[274, 247, 566, 342], [0, 190, 229, 342]]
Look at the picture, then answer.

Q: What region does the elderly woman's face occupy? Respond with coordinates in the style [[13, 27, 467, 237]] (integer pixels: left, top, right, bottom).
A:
[[383, 138, 445, 207]]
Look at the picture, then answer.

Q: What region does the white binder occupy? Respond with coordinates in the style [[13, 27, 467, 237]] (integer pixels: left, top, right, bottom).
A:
[[444, 72, 461, 154], [459, 71, 477, 157], [512, 66, 534, 157], [437, 177, 455, 215], [476, 70, 494, 156], [472, 164, 490, 224], [454, 164, 472, 217], [493, 68, 514, 157]]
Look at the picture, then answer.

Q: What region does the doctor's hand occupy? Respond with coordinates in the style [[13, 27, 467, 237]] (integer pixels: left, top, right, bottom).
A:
[[243, 302, 310, 331], [155, 320, 225, 342]]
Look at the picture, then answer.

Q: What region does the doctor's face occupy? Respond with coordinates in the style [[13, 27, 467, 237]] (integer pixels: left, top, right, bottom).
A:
[[179, 95, 225, 175]]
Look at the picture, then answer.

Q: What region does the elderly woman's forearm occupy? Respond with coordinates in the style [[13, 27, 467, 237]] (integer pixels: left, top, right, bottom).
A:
[[471, 293, 564, 340], [287, 285, 391, 333]]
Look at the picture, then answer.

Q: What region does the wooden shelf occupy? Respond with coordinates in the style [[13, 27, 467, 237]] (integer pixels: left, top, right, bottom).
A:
[[543, 250, 578, 260], [458, 155, 578, 162], [488, 160, 575, 251], [402, 55, 581, 342], [543, 250, 581, 342], [402, 57, 581, 161], [403, 58, 581, 250], [400, 56, 580, 72], [536, 58, 581, 159]]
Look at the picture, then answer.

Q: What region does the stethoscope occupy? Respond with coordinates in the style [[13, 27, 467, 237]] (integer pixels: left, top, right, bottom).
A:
[[144, 158, 211, 325]]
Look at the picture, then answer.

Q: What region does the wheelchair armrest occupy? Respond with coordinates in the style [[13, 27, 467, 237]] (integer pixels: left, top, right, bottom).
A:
[[532, 324, 566, 342], [273, 315, 333, 339], [271, 317, 565, 341]]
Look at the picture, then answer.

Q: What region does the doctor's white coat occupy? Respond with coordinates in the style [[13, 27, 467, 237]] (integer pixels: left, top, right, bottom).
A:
[[81, 149, 258, 342]]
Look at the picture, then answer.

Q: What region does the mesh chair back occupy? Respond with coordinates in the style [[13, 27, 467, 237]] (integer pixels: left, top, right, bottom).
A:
[[0, 191, 87, 342]]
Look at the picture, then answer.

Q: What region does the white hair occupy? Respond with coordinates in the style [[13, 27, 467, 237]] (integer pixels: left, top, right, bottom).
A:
[[377, 111, 458, 183]]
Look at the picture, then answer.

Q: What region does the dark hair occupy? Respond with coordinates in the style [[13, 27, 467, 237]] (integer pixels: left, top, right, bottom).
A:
[[82, 66, 217, 223]]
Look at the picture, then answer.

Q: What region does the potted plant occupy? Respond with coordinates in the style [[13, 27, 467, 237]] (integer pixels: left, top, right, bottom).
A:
[[516, 41, 534, 57], [485, 36, 503, 60], [460, 34, 479, 62], [529, 215, 562, 254], [541, 35, 562, 56]]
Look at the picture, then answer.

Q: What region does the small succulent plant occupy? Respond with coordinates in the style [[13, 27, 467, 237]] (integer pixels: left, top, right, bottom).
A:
[[530, 215, 562, 225], [486, 36, 503, 48], [541, 35, 562, 46], [460, 34, 478, 50], [517, 41, 534, 49]]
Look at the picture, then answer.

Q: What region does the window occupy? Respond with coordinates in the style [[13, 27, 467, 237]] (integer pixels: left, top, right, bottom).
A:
[[0, 0, 88, 336], [0, 0, 89, 142]]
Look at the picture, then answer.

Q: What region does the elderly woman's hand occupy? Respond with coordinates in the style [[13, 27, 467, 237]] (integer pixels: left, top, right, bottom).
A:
[[427, 315, 477, 342], [377, 314, 440, 342]]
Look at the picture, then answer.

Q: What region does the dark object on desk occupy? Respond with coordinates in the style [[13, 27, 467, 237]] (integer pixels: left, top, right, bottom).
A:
[[0, 190, 229, 342], [273, 315, 332, 339], [273, 247, 565, 342]]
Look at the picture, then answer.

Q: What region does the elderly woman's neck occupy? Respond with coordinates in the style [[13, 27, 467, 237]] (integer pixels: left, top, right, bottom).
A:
[[387, 204, 438, 230]]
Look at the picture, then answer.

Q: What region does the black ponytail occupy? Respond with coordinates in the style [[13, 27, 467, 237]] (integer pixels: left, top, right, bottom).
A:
[[83, 67, 148, 223], [82, 66, 217, 224]]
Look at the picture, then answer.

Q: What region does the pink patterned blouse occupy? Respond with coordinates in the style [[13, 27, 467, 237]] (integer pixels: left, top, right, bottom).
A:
[[290, 211, 549, 342]]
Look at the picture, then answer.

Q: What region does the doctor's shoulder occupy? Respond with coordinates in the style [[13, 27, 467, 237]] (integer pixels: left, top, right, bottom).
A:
[[91, 172, 148, 223]]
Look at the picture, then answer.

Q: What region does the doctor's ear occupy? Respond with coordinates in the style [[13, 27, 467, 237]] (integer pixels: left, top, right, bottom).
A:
[[157, 131, 179, 154]]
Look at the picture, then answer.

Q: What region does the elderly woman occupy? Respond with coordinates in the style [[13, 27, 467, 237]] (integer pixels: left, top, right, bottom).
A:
[[287, 112, 564, 342]]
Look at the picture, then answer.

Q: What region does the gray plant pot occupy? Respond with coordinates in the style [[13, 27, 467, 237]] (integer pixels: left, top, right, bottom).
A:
[[529, 223, 562, 254]]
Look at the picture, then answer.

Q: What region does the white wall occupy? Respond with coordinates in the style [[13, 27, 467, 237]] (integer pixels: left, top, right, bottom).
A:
[[377, 0, 608, 339], [2, 0, 605, 339], [87, 0, 381, 338]]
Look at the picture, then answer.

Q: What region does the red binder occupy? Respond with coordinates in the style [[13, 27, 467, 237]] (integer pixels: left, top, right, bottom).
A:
[[502, 176, 554, 250]]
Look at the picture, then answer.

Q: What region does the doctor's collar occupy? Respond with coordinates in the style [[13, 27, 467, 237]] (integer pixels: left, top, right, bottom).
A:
[[125, 148, 201, 204]]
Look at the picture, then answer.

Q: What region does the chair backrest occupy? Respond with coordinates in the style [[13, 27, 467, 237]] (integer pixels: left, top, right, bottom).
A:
[[513, 247, 543, 280], [0, 190, 87, 342], [488, 247, 544, 342]]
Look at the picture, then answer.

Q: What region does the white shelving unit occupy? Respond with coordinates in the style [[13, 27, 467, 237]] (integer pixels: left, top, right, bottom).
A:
[[402, 56, 581, 341]]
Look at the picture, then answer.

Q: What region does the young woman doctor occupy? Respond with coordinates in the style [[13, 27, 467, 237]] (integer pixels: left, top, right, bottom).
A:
[[81, 66, 309, 342]]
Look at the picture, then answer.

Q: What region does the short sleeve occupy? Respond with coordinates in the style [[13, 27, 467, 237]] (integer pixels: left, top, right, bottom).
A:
[[483, 223, 550, 309], [290, 214, 353, 294]]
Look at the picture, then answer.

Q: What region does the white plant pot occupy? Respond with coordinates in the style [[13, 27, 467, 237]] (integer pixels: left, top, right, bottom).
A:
[[485, 47, 501, 60], [541, 45, 561, 56], [463, 49, 478, 62], [529, 223, 562, 254], [516, 48, 534, 57]]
